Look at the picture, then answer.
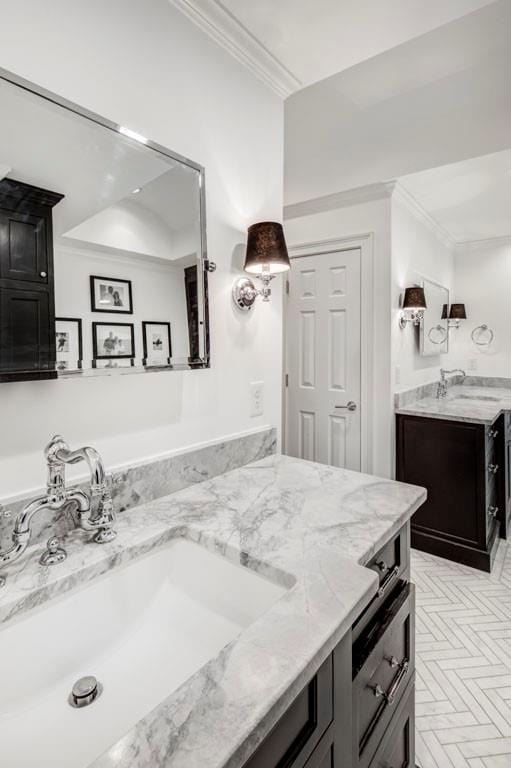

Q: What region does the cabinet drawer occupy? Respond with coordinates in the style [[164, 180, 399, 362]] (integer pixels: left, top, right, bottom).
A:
[[370, 678, 415, 768], [353, 525, 409, 642], [352, 582, 415, 768], [243, 655, 333, 768]]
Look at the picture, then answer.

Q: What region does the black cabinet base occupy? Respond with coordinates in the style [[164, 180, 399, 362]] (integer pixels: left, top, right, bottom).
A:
[[411, 522, 500, 573]]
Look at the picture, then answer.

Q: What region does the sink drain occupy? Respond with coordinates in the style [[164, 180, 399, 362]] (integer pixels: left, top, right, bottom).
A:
[[69, 675, 102, 709]]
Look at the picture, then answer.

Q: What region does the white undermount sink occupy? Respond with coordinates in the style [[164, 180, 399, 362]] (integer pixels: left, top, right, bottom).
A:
[[453, 393, 500, 402], [0, 538, 287, 768]]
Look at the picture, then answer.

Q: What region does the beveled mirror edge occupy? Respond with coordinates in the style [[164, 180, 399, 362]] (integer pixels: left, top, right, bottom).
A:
[[0, 66, 210, 377]]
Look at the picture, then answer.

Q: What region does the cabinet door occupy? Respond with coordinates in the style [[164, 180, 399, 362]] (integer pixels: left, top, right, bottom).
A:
[[0, 209, 49, 284], [397, 415, 487, 550], [0, 286, 54, 372]]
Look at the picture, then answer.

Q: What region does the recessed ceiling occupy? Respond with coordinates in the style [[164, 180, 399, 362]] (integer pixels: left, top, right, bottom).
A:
[[399, 149, 511, 244], [172, 0, 496, 94]]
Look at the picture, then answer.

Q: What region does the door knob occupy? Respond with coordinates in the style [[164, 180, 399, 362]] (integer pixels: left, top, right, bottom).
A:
[[335, 401, 357, 412], [40, 271, 47, 277]]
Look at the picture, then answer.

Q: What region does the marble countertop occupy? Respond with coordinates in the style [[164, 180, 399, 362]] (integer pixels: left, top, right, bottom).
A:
[[396, 384, 511, 425], [0, 454, 425, 768]]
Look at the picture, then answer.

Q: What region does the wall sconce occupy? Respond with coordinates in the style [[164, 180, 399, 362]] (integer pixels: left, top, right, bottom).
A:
[[398, 286, 427, 329], [233, 222, 290, 311], [447, 303, 467, 329]]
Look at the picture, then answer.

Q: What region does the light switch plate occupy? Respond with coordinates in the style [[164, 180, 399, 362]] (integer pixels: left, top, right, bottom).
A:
[[250, 381, 264, 417]]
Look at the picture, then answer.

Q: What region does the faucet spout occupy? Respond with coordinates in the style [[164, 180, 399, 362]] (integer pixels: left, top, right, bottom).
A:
[[437, 368, 467, 398]]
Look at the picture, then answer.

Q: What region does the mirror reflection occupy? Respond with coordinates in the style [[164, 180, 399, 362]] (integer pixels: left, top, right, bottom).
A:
[[420, 278, 449, 356], [0, 76, 208, 382]]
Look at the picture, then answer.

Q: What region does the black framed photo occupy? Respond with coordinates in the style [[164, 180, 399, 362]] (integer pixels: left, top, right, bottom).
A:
[[55, 317, 83, 372], [92, 322, 135, 359], [142, 321, 172, 366], [90, 275, 133, 314]]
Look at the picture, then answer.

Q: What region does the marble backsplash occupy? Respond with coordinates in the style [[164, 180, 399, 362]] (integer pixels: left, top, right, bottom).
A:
[[394, 375, 511, 409], [0, 427, 276, 550]]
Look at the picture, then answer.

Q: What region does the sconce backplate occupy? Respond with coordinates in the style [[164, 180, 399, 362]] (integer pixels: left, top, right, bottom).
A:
[[233, 277, 257, 311]]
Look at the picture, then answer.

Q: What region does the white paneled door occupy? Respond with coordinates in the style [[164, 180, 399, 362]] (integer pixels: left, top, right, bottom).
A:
[[285, 248, 361, 470]]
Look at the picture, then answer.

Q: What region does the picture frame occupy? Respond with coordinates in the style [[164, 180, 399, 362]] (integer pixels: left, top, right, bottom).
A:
[[93, 358, 135, 370], [90, 275, 133, 314], [142, 321, 172, 367], [92, 322, 135, 360], [55, 317, 83, 372]]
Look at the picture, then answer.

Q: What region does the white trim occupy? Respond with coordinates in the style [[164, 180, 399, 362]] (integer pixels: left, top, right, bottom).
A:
[[55, 238, 195, 273], [168, 0, 301, 98], [282, 234, 374, 475], [391, 183, 456, 250], [455, 233, 511, 251], [284, 182, 396, 221]]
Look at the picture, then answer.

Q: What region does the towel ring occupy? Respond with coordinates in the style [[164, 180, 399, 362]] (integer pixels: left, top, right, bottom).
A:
[[427, 324, 448, 344], [471, 324, 494, 346]]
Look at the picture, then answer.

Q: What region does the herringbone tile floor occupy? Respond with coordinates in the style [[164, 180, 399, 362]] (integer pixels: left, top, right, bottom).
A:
[[413, 541, 511, 768]]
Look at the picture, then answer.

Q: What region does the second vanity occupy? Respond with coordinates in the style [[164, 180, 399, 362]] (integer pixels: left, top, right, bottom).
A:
[[396, 380, 511, 572], [0, 453, 425, 768]]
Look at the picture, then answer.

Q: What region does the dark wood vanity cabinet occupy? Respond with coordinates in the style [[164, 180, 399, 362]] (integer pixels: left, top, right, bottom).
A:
[[396, 413, 502, 571], [242, 525, 415, 768], [0, 178, 63, 382]]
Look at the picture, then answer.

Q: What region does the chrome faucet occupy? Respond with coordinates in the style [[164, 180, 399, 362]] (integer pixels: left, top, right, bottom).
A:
[[437, 368, 466, 398], [0, 436, 116, 578]]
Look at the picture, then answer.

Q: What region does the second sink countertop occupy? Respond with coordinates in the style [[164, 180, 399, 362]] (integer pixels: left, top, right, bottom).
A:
[[0, 454, 425, 768], [395, 384, 511, 425]]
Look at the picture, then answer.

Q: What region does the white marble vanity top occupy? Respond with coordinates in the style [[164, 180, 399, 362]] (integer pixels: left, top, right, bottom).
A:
[[396, 384, 511, 425], [0, 454, 425, 768]]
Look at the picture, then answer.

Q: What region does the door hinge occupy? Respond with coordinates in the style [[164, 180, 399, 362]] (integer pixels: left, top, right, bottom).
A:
[[285, 280, 290, 295], [285, 373, 289, 387]]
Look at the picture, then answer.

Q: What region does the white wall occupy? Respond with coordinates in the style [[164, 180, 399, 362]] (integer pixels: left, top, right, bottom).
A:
[[391, 193, 455, 393], [448, 240, 511, 377], [0, 0, 283, 497], [284, 195, 393, 479], [284, 1, 511, 205]]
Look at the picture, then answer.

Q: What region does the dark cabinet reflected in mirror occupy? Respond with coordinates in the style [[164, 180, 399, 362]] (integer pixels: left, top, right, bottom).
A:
[[0, 72, 209, 382]]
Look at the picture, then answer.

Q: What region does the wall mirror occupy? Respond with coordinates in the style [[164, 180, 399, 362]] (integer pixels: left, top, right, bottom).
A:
[[420, 278, 449, 356], [0, 71, 209, 382]]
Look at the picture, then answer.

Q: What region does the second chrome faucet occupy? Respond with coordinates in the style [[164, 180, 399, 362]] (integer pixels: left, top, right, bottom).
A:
[[0, 435, 116, 581]]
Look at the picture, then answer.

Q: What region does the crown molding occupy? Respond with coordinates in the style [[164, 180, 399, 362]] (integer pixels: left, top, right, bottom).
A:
[[284, 182, 397, 220], [454, 233, 511, 251], [391, 182, 456, 250], [169, 0, 301, 98]]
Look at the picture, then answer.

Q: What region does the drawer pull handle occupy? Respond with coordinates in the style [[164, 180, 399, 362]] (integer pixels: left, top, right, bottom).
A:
[[386, 659, 409, 705], [488, 463, 499, 474], [377, 565, 399, 598], [370, 659, 410, 705], [488, 506, 499, 518]]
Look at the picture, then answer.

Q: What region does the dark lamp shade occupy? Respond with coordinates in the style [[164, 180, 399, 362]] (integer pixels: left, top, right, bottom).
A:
[[402, 286, 426, 310], [449, 303, 467, 320], [243, 222, 290, 275]]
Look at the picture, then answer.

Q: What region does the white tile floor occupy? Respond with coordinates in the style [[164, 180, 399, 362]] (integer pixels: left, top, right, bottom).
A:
[[413, 541, 511, 768]]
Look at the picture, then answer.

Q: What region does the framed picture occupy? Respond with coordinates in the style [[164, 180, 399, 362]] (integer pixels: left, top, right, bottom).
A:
[[93, 358, 134, 370], [92, 322, 135, 359], [142, 321, 172, 366], [90, 275, 133, 314], [55, 317, 83, 372]]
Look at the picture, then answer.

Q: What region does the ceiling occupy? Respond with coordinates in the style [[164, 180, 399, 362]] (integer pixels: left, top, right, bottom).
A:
[[0, 77, 198, 240], [171, 0, 496, 94], [399, 149, 511, 244]]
